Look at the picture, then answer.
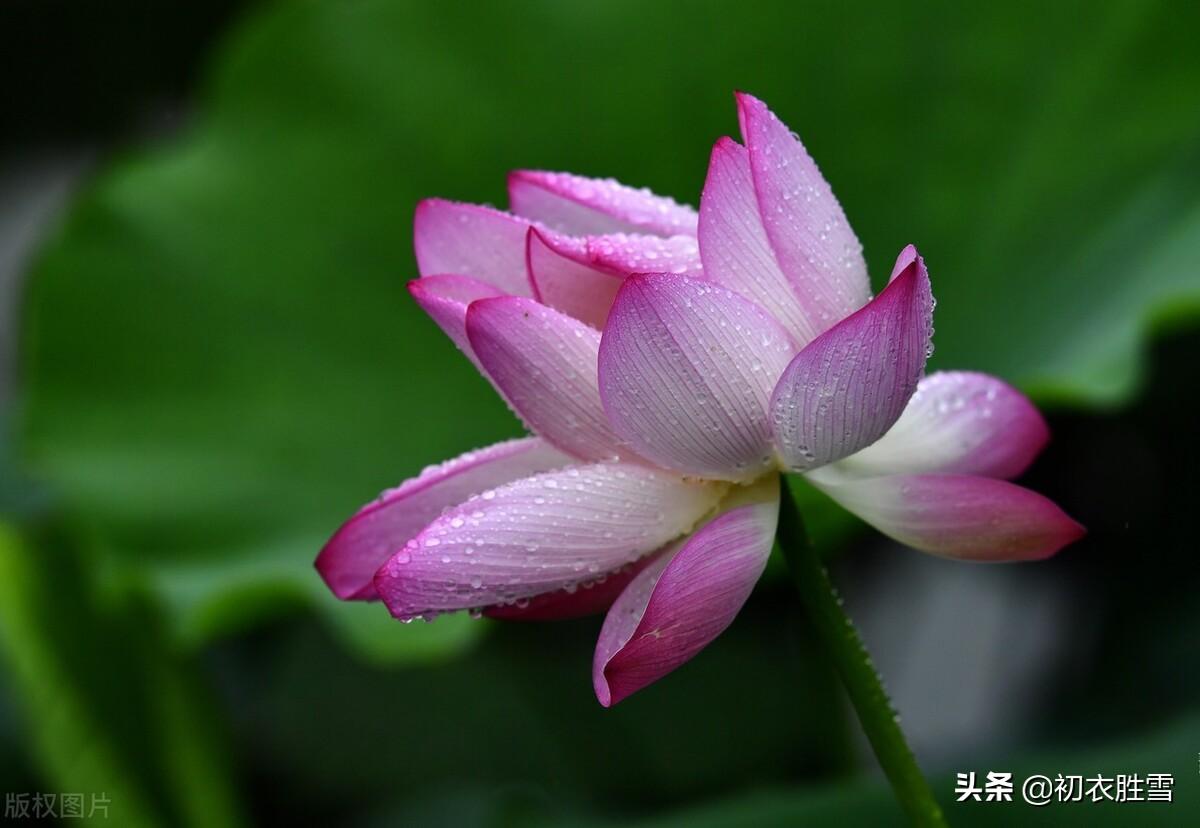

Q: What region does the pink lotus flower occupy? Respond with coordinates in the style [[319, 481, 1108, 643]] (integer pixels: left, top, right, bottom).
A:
[[316, 93, 1084, 706]]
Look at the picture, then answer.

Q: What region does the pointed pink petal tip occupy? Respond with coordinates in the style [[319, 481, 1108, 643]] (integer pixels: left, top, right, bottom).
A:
[[413, 198, 532, 296], [508, 170, 698, 237], [807, 472, 1085, 562], [699, 135, 817, 346], [407, 274, 505, 366], [889, 243, 919, 282], [770, 246, 934, 471], [732, 92, 870, 335], [315, 438, 573, 600], [593, 476, 779, 706], [525, 228, 623, 329]]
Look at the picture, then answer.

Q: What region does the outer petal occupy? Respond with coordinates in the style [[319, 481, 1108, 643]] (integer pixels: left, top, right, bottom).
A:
[[598, 274, 797, 481], [585, 233, 702, 278], [315, 437, 573, 600], [526, 229, 623, 329], [467, 296, 630, 462], [408, 274, 505, 367], [699, 137, 819, 344], [736, 93, 870, 332], [593, 475, 779, 706], [769, 246, 934, 471], [413, 199, 532, 296], [806, 470, 1085, 561], [373, 464, 726, 620], [836, 372, 1050, 479], [508, 170, 698, 237], [484, 556, 653, 621]]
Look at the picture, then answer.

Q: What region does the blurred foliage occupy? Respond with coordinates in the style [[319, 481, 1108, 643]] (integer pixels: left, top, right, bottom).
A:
[[4, 0, 1200, 825], [210, 593, 848, 825], [0, 522, 245, 827], [547, 710, 1200, 827]]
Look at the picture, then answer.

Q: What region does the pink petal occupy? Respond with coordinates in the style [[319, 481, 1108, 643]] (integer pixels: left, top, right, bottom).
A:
[[593, 475, 779, 706], [598, 274, 797, 481], [526, 229, 623, 330], [508, 170, 698, 237], [805, 471, 1085, 561], [837, 372, 1050, 479], [466, 296, 630, 462], [408, 274, 505, 367], [736, 93, 870, 333], [373, 464, 725, 620], [484, 556, 654, 621], [769, 246, 934, 471], [413, 199, 532, 296], [889, 243, 918, 282], [699, 137, 820, 344], [526, 230, 703, 329], [585, 233, 702, 278], [315, 437, 573, 600]]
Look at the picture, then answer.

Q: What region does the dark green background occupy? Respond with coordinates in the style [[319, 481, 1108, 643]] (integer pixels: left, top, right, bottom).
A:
[[1, 0, 1198, 825]]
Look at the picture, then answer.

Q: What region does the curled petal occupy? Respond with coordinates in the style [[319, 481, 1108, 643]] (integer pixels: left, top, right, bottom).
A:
[[806, 471, 1085, 561], [373, 463, 726, 620], [769, 246, 934, 471], [508, 170, 698, 237], [837, 372, 1049, 479], [528, 230, 704, 330], [315, 438, 573, 600], [699, 137, 819, 344], [593, 475, 779, 706], [413, 199, 532, 295], [408, 275, 504, 367], [599, 273, 797, 481], [526, 229, 623, 329], [889, 243, 918, 282], [467, 296, 630, 462], [736, 93, 870, 333]]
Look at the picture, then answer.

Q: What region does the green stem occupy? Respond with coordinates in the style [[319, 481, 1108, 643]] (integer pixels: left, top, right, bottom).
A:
[[779, 476, 948, 827]]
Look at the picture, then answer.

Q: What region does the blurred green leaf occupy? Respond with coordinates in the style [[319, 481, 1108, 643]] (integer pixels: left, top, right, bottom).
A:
[[319, 595, 482, 666], [0, 522, 246, 827], [216, 588, 849, 824], [17, 0, 1200, 652], [544, 710, 1200, 827]]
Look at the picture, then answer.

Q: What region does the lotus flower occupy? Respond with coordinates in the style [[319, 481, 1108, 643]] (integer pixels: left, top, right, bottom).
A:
[[316, 93, 1084, 706]]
